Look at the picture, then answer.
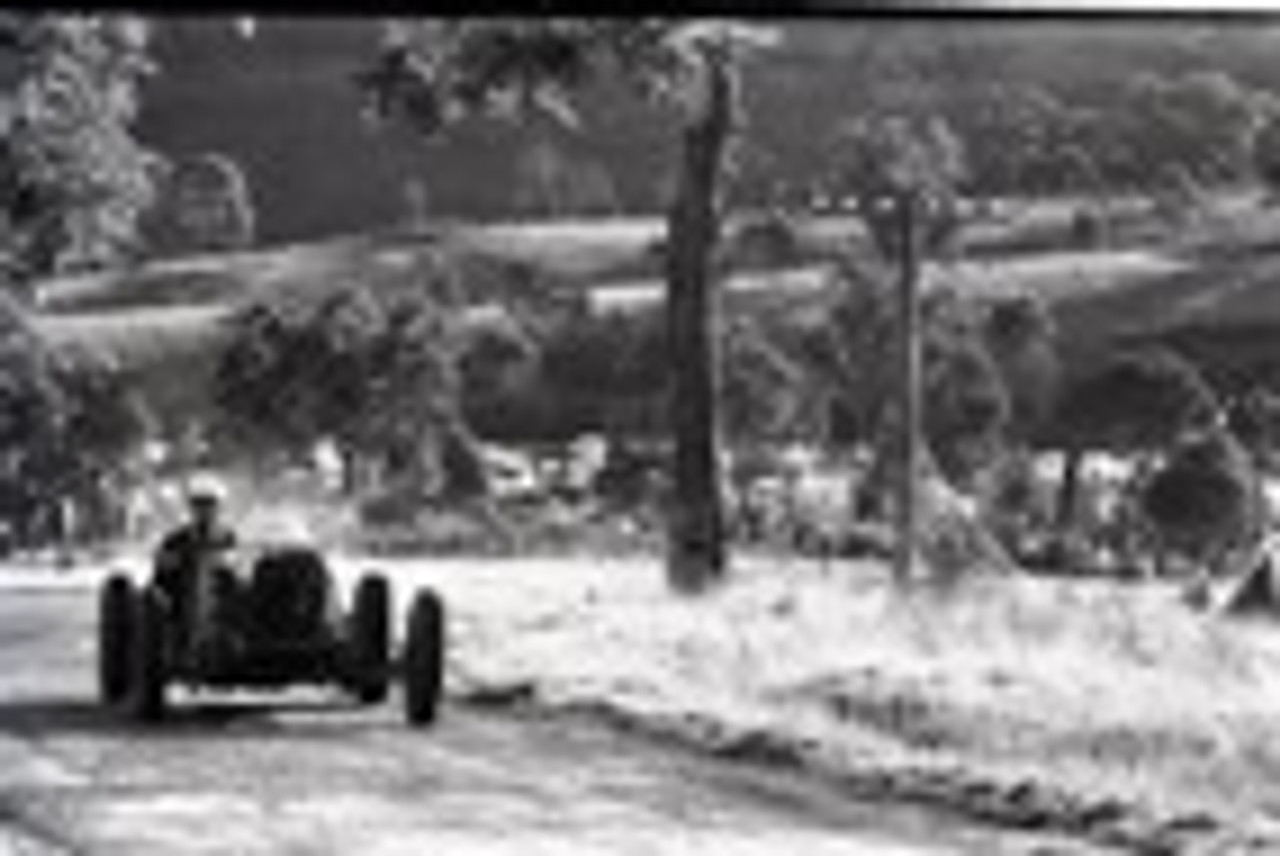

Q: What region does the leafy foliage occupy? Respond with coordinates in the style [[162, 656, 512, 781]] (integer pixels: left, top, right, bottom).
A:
[[0, 293, 148, 542], [1139, 428, 1259, 563], [793, 262, 1009, 481], [1113, 71, 1267, 191], [456, 307, 539, 400], [144, 152, 256, 255], [455, 306, 583, 443], [1056, 348, 1219, 453], [512, 136, 619, 218], [358, 17, 780, 590], [214, 273, 458, 472], [357, 19, 773, 137], [0, 14, 157, 282], [957, 84, 1089, 196], [464, 301, 812, 447], [1251, 106, 1280, 202], [720, 315, 810, 444], [788, 258, 898, 446], [50, 351, 151, 484], [539, 306, 667, 402], [0, 290, 61, 457], [1228, 387, 1280, 468], [924, 330, 1011, 484], [982, 295, 1060, 442], [832, 113, 967, 258]]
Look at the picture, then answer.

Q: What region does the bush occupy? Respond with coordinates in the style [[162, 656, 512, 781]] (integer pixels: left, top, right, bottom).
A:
[[539, 308, 668, 401], [214, 270, 459, 488], [797, 262, 1011, 480], [1055, 347, 1219, 453], [1140, 429, 1259, 564], [0, 294, 149, 545], [721, 317, 812, 445], [924, 336, 1011, 485], [833, 113, 968, 259], [723, 211, 805, 270], [1229, 387, 1280, 468], [1255, 110, 1280, 204], [147, 152, 256, 255], [983, 295, 1060, 442]]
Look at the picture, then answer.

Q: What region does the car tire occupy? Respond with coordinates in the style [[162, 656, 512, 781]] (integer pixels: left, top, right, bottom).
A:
[[99, 574, 135, 706], [404, 588, 445, 727], [130, 586, 168, 722], [350, 574, 391, 704]]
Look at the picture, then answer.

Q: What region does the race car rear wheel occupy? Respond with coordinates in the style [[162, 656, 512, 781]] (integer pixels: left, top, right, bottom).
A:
[[129, 586, 168, 722], [350, 574, 391, 704], [98, 574, 135, 706], [404, 588, 445, 726]]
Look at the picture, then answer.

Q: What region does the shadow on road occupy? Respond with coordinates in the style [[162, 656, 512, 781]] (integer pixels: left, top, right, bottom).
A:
[[0, 695, 380, 739]]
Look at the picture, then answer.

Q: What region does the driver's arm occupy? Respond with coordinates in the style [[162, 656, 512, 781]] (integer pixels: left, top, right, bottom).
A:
[[152, 530, 189, 602]]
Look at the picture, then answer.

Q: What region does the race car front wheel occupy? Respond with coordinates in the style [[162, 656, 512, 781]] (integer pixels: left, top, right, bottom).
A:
[[98, 574, 135, 706], [129, 586, 168, 722], [349, 574, 391, 704], [404, 588, 445, 727]]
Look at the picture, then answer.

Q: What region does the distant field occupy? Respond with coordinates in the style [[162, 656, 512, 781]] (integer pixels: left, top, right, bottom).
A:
[[458, 218, 666, 281], [33, 304, 229, 370], [31, 194, 1280, 385], [35, 235, 429, 314], [938, 250, 1191, 305], [35, 224, 664, 316]]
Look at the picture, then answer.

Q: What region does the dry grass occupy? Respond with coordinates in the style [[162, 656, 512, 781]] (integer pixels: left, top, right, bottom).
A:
[[357, 554, 1280, 850]]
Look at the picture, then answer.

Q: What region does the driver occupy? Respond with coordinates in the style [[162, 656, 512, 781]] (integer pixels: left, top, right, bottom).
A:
[[153, 475, 238, 646]]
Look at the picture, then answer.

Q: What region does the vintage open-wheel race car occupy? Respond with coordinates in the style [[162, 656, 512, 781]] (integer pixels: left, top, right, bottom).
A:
[[97, 543, 445, 726]]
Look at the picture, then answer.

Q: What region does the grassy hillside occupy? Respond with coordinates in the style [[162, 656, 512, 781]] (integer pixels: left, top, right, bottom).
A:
[[34, 188, 1280, 439], [137, 18, 1280, 246]]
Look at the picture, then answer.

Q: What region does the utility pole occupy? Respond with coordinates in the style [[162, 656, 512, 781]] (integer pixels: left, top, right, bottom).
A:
[[893, 189, 924, 585]]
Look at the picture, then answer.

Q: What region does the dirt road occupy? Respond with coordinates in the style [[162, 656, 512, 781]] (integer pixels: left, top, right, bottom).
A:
[[0, 578, 1108, 855]]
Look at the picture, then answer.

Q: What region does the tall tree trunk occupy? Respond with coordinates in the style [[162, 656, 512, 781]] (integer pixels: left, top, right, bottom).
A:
[[664, 51, 735, 594]]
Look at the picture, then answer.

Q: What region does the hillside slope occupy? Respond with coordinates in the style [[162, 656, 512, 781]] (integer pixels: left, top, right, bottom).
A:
[[137, 18, 1280, 245]]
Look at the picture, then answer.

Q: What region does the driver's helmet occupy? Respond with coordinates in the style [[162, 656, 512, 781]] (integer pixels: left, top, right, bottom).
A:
[[185, 473, 229, 507]]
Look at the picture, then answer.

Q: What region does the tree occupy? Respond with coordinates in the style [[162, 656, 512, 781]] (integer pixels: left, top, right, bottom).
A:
[[0, 291, 64, 542], [358, 19, 777, 592], [923, 333, 1010, 488], [797, 264, 1008, 511], [1229, 386, 1280, 470], [832, 111, 968, 583], [1057, 347, 1218, 454], [1114, 70, 1266, 192], [1053, 347, 1220, 536], [833, 112, 967, 259], [790, 256, 898, 449], [457, 310, 566, 444], [146, 152, 256, 255], [540, 308, 667, 402], [459, 304, 672, 445], [0, 292, 148, 545], [45, 351, 151, 541], [512, 134, 618, 219], [0, 15, 157, 284], [456, 307, 540, 403], [720, 316, 810, 446], [1139, 428, 1261, 591], [1251, 106, 1280, 204], [982, 295, 1060, 444], [957, 83, 1073, 198], [214, 273, 459, 495]]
